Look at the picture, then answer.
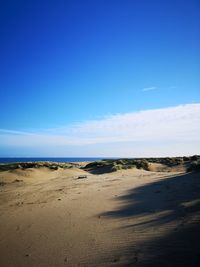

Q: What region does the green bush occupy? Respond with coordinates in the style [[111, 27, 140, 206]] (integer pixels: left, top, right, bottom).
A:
[[49, 165, 59, 170], [187, 160, 200, 172], [135, 160, 149, 171], [111, 164, 122, 172], [191, 155, 199, 161], [84, 161, 108, 169]]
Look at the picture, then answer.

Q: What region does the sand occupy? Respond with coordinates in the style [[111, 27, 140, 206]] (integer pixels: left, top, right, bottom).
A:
[[0, 164, 200, 266]]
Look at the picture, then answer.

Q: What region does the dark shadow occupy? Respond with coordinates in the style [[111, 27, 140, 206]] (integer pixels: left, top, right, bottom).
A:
[[84, 165, 114, 174], [100, 172, 200, 266]]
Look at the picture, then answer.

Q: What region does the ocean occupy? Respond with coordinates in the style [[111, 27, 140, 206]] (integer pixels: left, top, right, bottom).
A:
[[0, 157, 105, 164]]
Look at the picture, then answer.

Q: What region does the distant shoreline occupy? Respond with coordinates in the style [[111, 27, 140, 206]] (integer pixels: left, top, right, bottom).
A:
[[0, 157, 105, 164]]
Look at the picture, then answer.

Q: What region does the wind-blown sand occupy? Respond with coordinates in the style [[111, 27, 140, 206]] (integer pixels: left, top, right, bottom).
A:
[[0, 162, 200, 266]]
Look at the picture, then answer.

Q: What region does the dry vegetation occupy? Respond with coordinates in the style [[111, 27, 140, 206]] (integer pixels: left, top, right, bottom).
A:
[[83, 155, 200, 174], [0, 161, 75, 172]]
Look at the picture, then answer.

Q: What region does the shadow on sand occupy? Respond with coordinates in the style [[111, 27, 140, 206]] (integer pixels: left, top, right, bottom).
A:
[[100, 172, 200, 266], [84, 165, 114, 175]]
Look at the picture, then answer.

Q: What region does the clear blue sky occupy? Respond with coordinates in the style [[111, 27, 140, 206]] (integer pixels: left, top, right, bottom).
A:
[[0, 0, 200, 157]]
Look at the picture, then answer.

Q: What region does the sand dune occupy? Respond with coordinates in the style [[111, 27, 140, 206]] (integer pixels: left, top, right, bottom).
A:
[[0, 162, 200, 266]]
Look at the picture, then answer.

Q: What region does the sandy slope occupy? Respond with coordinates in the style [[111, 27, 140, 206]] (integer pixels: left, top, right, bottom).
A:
[[0, 166, 200, 266]]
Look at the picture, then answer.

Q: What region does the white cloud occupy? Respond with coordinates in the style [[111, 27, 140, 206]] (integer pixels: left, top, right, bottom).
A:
[[142, 86, 157, 92], [0, 104, 200, 156]]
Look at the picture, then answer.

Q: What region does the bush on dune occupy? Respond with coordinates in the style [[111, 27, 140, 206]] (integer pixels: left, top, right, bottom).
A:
[[84, 159, 149, 172], [0, 162, 73, 171], [187, 160, 200, 172], [135, 160, 149, 171], [111, 164, 122, 172], [83, 161, 109, 169]]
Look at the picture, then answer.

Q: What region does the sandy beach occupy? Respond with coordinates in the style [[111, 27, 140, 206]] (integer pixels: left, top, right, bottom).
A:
[[0, 160, 200, 266]]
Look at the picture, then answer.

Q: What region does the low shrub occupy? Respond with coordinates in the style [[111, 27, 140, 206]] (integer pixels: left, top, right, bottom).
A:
[[187, 160, 200, 172], [111, 164, 122, 172], [135, 160, 149, 171], [49, 165, 59, 170], [84, 161, 108, 169]]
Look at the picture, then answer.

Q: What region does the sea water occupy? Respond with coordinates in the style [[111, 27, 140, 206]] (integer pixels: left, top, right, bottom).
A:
[[0, 157, 104, 163]]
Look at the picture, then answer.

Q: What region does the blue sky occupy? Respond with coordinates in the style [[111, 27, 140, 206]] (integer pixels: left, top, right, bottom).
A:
[[0, 0, 200, 157]]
